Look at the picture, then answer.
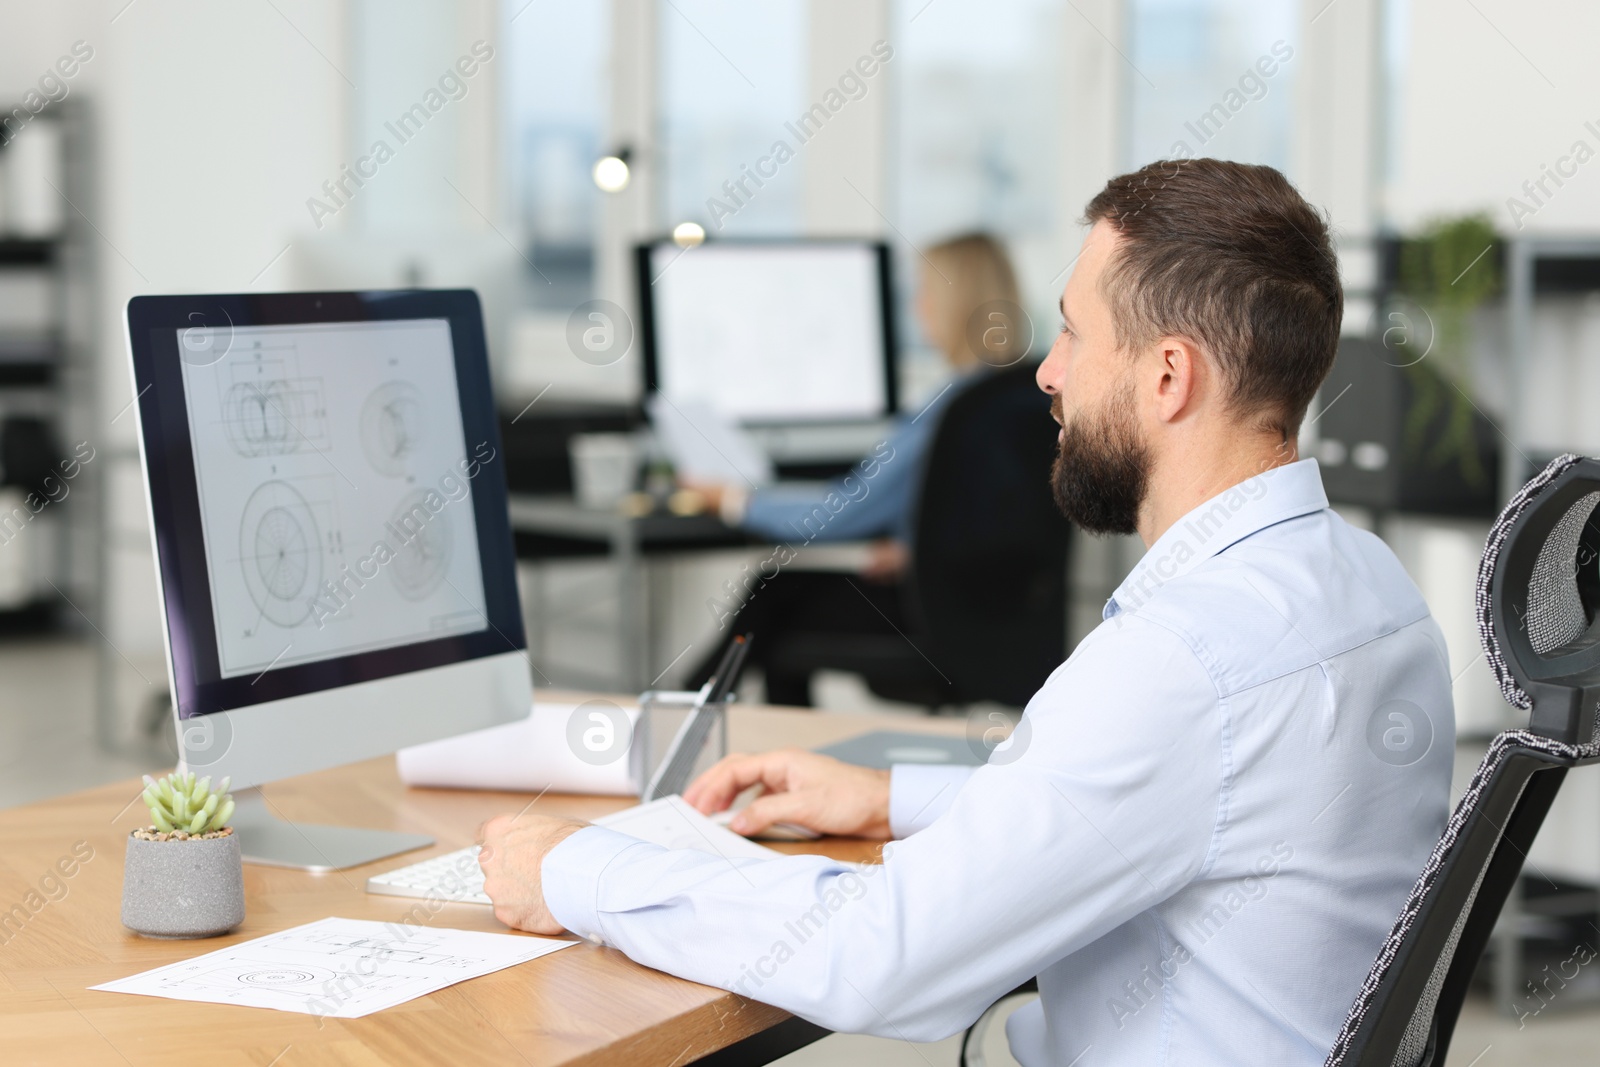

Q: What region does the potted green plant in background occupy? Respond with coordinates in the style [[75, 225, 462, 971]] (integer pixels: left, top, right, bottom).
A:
[[121, 772, 245, 939], [1395, 212, 1502, 492]]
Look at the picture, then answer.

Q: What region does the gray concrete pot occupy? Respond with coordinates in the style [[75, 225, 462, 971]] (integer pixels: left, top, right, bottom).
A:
[[121, 830, 245, 939]]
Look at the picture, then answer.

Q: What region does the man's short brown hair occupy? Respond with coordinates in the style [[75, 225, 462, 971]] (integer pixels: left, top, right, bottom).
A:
[[1083, 159, 1342, 439]]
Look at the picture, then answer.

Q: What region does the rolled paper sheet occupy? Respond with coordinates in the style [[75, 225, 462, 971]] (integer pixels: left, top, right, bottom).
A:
[[396, 701, 640, 795]]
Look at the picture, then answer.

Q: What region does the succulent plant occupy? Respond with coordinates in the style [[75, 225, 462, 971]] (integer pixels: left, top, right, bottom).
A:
[[141, 772, 234, 836]]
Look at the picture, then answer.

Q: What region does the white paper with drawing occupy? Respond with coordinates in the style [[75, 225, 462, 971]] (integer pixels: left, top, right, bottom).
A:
[[91, 917, 573, 1018]]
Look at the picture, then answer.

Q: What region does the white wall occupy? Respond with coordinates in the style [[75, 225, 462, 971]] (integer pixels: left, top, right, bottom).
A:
[[804, 0, 890, 234], [28, 0, 508, 691], [5, 1, 351, 739], [1387, 0, 1600, 234], [1294, 0, 1382, 240], [102, 1, 348, 693]]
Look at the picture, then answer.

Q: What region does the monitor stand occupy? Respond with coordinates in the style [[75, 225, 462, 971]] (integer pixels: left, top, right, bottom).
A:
[[231, 788, 434, 872]]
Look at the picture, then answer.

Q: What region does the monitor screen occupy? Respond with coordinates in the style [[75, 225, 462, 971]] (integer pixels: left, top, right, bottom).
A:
[[128, 290, 524, 722], [640, 240, 896, 423], [177, 319, 489, 679]]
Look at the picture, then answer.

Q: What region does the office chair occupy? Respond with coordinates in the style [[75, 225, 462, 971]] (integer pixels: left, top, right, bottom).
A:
[[960, 454, 1600, 1067], [1322, 452, 1600, 1066], [763, 362, 1071, 709]]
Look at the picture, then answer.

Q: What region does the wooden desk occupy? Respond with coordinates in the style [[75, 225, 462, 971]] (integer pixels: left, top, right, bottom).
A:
[[0, 700, 966, 1065]]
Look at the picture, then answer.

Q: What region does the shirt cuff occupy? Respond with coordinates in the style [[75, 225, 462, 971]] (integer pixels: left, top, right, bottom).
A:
[[541, 825, 658, 942], [888, 764, 975, 838]]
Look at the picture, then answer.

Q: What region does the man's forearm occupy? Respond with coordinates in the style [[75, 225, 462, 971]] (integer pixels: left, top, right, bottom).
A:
[[537, 757, 1193, 1043], [541, 825, 935, 1035], [888, 764, 974, 837]]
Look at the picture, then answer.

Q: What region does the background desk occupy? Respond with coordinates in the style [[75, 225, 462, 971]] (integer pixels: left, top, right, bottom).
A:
[[509, 496, 873, 692], [0, 699, 966, 1065], [510, 495, 752, 691]]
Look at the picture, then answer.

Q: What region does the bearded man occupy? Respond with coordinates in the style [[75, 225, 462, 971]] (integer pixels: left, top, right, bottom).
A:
[[478, 159, 1454, 1066]]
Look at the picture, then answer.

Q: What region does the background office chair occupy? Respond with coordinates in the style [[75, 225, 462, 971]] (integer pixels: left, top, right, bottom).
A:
[[1323, 452, 1600, 1066], [763, 361, 1072, 710]]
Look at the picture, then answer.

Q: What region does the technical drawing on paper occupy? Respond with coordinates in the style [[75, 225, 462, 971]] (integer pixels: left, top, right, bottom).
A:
[[360, 380, 425, 476], [239, 480, 323, 629], [90, 916, 576, 1019], [231, 966, 330, 987], [191, 963, 338, 993], [176, 957, 417, 1009], [388, 489, 453, 600], [222, 378, 328, 457], [308, 930, 482, 969]]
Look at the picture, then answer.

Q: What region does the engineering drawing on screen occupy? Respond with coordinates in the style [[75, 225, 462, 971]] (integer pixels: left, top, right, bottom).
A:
[[223, 379, 328, 457], [239, 480, 322, 630], [360, 380, 425, 476], [179, 320, 488, 679], [387, 488, 454, 600]]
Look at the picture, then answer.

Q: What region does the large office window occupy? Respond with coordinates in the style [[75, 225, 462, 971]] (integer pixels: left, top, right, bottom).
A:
[[1378, 0, 1410, 224], [890, 0, 1066, 390], [658, 0, 808, 235], [1124, 0, 1299, 171], [501, 0, 610, 305], [892, 0, 1063, 242]]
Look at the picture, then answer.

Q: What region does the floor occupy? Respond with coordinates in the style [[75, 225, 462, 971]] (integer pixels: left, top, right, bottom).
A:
[[772, 995, 1600, 1066], [5, 635, 1598, 1063], [0, 634, 155, 810]]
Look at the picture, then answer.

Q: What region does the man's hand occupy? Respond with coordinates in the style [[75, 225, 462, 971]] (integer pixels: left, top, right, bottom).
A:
[[684, 748, 892, 839], [478, 812, 587, 935]]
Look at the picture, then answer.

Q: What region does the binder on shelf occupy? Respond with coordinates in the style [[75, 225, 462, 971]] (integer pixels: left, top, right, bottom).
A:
[[1315, 337, 1501, 518]]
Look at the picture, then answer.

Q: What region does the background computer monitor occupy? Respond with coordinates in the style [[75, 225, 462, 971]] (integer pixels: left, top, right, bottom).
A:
[[126, 290, 530, 869], [636, 239, 897, 423]]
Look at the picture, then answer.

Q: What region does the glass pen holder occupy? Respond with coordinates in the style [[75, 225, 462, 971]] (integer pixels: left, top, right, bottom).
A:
[[632, 690, 729, 802]]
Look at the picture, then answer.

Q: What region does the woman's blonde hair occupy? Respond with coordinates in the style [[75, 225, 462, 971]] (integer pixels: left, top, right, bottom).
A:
[[922, 232, 1024, 367]]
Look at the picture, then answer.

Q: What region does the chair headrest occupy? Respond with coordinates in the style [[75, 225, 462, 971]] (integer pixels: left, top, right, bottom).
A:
[[1475, 453, 1600, 742]]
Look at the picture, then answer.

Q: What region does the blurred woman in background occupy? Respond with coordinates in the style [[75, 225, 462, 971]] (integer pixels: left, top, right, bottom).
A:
[[686, 232, 1025, 706]]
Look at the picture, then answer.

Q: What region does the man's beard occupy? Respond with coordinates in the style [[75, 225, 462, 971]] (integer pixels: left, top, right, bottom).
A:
[[1050, 382, 1151, 536]]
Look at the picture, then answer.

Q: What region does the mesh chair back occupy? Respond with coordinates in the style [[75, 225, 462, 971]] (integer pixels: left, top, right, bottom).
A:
[[1325, 455, 1600, 1067], [907, 363, 1071, 707]]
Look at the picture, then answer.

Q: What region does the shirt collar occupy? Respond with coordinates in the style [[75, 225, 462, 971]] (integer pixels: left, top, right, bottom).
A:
[[1104, 458, 1330, 620]]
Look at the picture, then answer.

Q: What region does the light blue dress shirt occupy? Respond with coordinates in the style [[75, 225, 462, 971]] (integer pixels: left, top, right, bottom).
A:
[[542, 458, 1454, 1065], [740, 375, 969, 544]]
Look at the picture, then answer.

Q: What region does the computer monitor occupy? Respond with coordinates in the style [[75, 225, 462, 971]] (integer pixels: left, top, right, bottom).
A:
[[126, 290, 530, 870], [636, 238, 897, 423]]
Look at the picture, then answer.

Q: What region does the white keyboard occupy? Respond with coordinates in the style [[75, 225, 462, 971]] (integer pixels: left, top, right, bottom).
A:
[[366, 845, 489, 905]]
